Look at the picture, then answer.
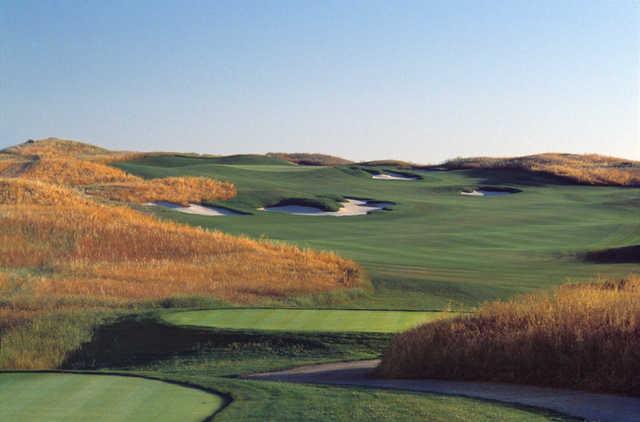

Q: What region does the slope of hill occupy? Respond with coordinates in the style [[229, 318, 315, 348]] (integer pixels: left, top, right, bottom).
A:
[[13, 155, 139, 185], [357, 159, 418, 168], [3, 137, 111, 157], [0, 139, 363, 368], [0, 138, 236, 204], [268, 152, 354, 166], [444, 153, 640, 186]]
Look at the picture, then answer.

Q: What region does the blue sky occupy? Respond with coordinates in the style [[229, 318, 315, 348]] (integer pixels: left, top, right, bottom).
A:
[[1, 1, 638, 162]]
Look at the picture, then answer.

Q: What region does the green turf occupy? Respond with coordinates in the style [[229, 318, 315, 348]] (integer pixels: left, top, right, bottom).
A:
[[163, 309, 454, 333], [0, 373, 223, 422], [116, 157, 640, 310], [63, 315, 572, 422], [214, 379, 568, 422]]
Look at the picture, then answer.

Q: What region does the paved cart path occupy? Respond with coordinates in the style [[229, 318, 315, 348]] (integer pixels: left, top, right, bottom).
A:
[[245, 359, 640, 422]]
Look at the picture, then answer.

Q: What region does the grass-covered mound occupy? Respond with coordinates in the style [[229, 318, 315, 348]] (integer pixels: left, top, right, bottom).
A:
[[117, 153, 640, 310], [11, 155, 139, 185], [358, 160, 419, 168], [85, 177, 236, 205], [268, 152, 353, 166], [377, 275, 640, 395], [3, 137, 112, 157], [444, 153, 640, 186], [267, 196, 343, 212], [0, 177, 362, 368], [0, 138, 236, 205]]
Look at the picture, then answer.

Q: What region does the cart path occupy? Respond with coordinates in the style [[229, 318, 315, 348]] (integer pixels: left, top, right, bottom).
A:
[[245, 359, 640, 422]]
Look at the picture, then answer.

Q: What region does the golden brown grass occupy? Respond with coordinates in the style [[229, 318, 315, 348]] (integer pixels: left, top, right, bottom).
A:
[[445, 153, 640, 186], [0, 178, 360, 303], [85, 177, 236, 205], [0, 138, 362, 368], [0, 178, 92, 206], [15, 155, 139, 185], [4, 137, 111, 157], [0, 177, 362, 368], [3, 137, 162, 163], [0, 138, 235, 205], [378, 275, 640, 395]]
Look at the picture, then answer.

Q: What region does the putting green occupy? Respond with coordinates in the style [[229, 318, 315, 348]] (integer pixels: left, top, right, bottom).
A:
[[163, 309, 454, 333], [0, 373, 224, 422]]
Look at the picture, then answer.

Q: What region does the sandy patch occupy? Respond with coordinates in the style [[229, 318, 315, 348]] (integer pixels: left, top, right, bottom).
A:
[[372, 171, 417, 181], [460, 190, 514, 197], [147, 201, 242, 216], [262, 199, 393, 217]]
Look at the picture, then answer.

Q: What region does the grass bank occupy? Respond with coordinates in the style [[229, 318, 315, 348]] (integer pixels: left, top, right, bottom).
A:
[[378, 275, 640, 395]]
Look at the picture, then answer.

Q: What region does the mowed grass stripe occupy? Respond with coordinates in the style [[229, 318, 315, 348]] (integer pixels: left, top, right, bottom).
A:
[[119, 157, 640, 310], [163, 309, 454, 333], [0, 373, 224, 422]]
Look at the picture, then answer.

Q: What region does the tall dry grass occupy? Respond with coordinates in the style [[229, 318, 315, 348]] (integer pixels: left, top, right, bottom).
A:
[[85, 177, 236, 205], [445, 153, 640, 186], [1, 138, 235, 205], [4, 137, 110, 157], [0, 177, 362, 367], [14, 155, 138, 185], [0, 178, 360, 304], [378, 275, 640, 395], [0, 138, 363, 368]]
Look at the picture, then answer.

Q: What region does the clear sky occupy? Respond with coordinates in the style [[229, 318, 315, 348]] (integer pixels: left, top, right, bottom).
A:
[[1, 1, 638, 162]]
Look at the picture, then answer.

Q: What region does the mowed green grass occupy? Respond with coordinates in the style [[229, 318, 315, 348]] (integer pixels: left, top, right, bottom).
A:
[[163, 309, 454, 333], [117, 156, 640, 310], [0, 373, 223, 422]]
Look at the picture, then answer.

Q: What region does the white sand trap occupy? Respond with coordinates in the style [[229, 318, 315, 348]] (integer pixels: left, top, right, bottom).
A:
[[372, 171, 417, 181], [262, 199, 393, 217], [148, 201, 242, 216], [460, 190, 514, 197]]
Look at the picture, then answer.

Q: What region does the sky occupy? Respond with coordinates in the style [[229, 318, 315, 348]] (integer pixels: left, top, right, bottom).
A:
[[1, 1, 638, 163]]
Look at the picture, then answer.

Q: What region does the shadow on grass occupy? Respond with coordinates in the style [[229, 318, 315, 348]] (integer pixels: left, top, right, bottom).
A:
[[584, 245, 640, 264], [461, 168, 575, 187], [61, 314, 390, 370]]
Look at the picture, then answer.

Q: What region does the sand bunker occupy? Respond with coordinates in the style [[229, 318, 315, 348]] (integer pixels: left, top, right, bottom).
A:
[[148, 201, 242, 216], [262, 198, 393, 216], [460, 189, 514, 197], [371, 171, 417, 181]]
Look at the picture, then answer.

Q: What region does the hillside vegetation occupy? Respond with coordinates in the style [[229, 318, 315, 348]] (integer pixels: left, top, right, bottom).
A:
[[84, 177, 235, 205], [358, 159, 418, 168], [268, 152, 354, 166], [444, 153, 640, 186], [4, 137, 112, 157], [0, 177, 361, 368], [117, 152, 640, 310], [0, 139, 363, 368], [0, 138, 235, 204], [378, 275, 640, 395]]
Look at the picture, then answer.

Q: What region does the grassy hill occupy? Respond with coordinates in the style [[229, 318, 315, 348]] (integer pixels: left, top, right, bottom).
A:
[[444, 153, 640, 186], [117, 154, 640, 310], [3, 137, 112, 157], [0, 140, 364, 370], [267, 152, 354, 166], [1, 139, 637, 419]]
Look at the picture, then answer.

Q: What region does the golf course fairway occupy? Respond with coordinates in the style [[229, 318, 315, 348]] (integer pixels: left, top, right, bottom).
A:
[[0, 373, 224, 422], [117, 156, 640, 310], [163, 309, 455, 333]]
